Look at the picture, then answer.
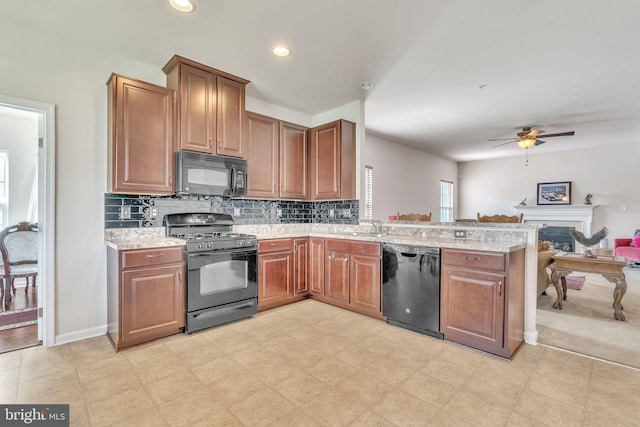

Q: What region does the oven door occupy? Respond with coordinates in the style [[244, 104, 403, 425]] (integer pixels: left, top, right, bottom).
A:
[[186, 248, 257, 312]]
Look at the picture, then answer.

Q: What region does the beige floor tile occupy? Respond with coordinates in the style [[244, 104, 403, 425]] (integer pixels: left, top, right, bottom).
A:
[[535, 355, 592, 388], [145, 368, 201, 404], [80, 371, 143, 403], [331, 324, 370, 345], [0, 349, 22, 371], [0, 379, 17, 403], [75, 354, 132, 383], [191, 354, 244, 384], [540, 346, 595, 371], [19, 343, 73, 367], [510, 343, 545, 369], [591, 359, 640, 385], [385, 346, 443, 371], [513, 389, 584, 427], [442, 388, 515, 427], [208, 370, 267, 406], [400, 371, 457, 407], [479, 356, 535, 388], [419, 357, 475, 387], [349, 410, 397, 427], [267, 408, 323, 426], [18, 357, 77, 384], [86, 387, 155, 426], [260, 334, 306, 355], [357, 334, 399, 356], [527, 371, 588, 407], [174, 344, 224, 369], [305, 357, 358, 386], [0, 365, 19, 388], [132, 355, 188, 384], [109, 408, 169, 427], [299, 389, 366, 426], [158, 389, 226, 427], [241, 322, 287, 344], [17, 369, 80, 401], [190, 408, 244, 427], [373, 388, 439, 426], [438, 343, 488, 370], [290, 325, 329, 343], [273, 370, 329, 405], [228, 343, 278, 367], [425, 411, 475, 426], [281, 345, 330, 370], [464, 370, 525, 407], [122, 341, 178, 368], [69, 336, 115, 367], [504, 412, 549, 427], [228, 388, 295, 427], [334, 343, 381, 368], [333, 371, 391, 407], [586, 379, 640, 424], [366, 355, 416, 386], [162, 333, 210, 354], [21, 387, 87, 426], [309, 317, 350, 334], [248, 354, 304, 385], [209, 331, 257, 354], [306, 333, 351, 356]]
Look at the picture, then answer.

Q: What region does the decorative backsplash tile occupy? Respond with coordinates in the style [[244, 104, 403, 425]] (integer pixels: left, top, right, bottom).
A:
[[105, 194, 359, 228]]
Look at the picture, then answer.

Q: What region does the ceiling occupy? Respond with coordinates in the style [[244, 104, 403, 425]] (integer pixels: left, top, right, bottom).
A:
[[3, 0, 640, 162]]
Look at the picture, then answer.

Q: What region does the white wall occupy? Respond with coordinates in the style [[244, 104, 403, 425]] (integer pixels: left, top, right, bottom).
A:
[[364, 133, 458, 221], [458, 143, 640, 241], [0, 110, 39, 226]]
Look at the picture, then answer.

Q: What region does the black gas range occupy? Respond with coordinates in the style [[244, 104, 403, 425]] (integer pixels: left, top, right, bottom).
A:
[[166, 213, 258, 333]]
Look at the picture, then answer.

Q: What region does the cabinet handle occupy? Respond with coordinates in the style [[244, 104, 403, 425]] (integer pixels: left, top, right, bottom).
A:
[[463, 256, 480, 261], [208, 137, 212, 148], [178, 270, 183, 282], [145, 254, 163, 258], [498, 281, 503, 296], [218, 139, 222, 149]]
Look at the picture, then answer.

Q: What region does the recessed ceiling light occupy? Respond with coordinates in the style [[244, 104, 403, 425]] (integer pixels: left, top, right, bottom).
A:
[[360, 81, 375, 90], [169, 0, 194, 13], [272, 46, 291, 57]]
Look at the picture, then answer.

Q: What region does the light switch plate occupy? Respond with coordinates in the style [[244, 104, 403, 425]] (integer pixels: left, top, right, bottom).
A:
[[120, 205, 131, 220]]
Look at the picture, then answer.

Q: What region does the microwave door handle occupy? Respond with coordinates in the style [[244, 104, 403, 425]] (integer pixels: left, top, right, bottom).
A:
[[230, 166, 237, 193]]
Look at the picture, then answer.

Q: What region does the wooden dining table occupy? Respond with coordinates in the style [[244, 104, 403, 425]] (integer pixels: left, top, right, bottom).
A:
[[547, 252, 627, 320]]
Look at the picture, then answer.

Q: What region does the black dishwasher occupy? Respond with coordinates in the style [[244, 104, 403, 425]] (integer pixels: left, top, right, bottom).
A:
[[382, 244, 443, 339]]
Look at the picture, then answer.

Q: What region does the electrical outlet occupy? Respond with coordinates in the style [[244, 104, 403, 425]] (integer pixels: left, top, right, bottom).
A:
[[454, 230, 467, 238], [329, 209, 335, 218], [150, 207, 158, 219], [120, 205, 131, 220], [342, 209, 351, 218], [276, 209, 282, 218], [234, 207, 241, 216]]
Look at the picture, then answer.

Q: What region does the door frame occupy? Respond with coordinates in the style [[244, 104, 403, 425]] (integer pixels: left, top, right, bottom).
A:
[[0, 94, 55, 347]]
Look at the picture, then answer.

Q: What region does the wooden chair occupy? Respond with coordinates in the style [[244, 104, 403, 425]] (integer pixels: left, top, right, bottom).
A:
[[397, 212, 432, 222], [477, 213, 523, 223], [0, 222, 38, 299]]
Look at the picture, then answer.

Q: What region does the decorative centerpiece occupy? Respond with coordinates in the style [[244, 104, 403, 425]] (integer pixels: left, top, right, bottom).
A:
[[570, 226, 609, 258]]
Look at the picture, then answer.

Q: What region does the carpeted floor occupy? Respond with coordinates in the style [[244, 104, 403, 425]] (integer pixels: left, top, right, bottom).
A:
[[537, 266, 640, 369]]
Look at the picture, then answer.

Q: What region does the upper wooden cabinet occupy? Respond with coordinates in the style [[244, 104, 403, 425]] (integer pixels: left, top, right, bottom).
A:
[[163, 55, 249, 158], [309, 119, 356, 200], [107, 73, 174, 195], [246, 112, 308, 199]]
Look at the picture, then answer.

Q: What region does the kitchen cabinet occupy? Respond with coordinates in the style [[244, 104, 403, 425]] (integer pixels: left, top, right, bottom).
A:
[[309, 119, 356, 200], [440, 248, 525, 359], [319, 239, 382, 317], [163, 55, 249, 158], [246, 112, 308, 199], [309, 238, 325, 296], [107, 73, 174, 195], [258, 238, 308, 311], [107, 246, 185, 351]]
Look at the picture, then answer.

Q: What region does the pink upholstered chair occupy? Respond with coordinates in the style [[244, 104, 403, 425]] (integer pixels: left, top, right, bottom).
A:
[[614, 238, 640, 263]]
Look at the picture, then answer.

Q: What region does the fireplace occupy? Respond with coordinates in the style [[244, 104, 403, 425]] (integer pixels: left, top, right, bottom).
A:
[[538, 226, 576, 252]]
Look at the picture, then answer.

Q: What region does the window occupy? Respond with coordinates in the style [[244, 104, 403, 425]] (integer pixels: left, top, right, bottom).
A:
[[440, 180, 453, 222], [0, 152, 8, 229], [364, 165, 373, 220]]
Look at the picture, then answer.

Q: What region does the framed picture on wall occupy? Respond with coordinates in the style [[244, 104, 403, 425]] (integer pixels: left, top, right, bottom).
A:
[[537, 181, 571, 205]]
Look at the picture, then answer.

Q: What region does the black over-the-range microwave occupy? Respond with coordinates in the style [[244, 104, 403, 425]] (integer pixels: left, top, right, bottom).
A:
[[175, 151, 247, 196]]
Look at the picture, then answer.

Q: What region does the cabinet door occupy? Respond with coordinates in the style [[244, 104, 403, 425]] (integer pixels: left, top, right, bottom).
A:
[[440, 267, 505, 355], [109, 75, 174, 194], [293, 238, 309, 295], [325, 250, 350, 305], [349, 254, 381, 315], [246, 113, 279, 198], [258, 251, 292, 309], [280, 122, 308, 199], [178, 64, 216, 153], [216, 76, 246, 157], [309, 238, 325, 296], [309, 121, 341, 200], [121, 264, 185, 347]]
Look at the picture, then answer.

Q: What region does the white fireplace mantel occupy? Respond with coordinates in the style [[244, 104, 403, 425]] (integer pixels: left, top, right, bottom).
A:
[[514, 204, 598, 236]]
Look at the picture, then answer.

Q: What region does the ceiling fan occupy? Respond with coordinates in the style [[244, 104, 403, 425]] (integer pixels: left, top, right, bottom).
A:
[[490, 127, 575, 149]]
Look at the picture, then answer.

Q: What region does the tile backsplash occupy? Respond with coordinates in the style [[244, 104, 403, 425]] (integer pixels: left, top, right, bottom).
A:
[[105, 194, 359, 228]]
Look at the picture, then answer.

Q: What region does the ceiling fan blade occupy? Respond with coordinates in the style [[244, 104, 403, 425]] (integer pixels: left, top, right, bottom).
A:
[[488, 137, 518, 142], [538, 131, 575, 138], [534, 139, 546, 146], [492, 140, 517, 148]]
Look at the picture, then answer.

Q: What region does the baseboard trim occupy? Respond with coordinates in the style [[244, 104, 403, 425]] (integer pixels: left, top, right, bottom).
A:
[[54, 325, 108, 346], [524, 329, 539, 345]]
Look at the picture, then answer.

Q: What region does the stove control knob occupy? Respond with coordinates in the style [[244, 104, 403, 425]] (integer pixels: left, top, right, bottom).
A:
[[196, 243, 204, 250], [206, 242, 214, 249]]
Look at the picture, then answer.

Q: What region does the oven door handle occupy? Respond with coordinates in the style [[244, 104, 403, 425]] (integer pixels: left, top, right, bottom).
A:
[[187, 248, 257, 258]]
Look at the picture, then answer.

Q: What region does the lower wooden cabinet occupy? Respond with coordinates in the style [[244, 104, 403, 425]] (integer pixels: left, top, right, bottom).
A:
[[440, 248, 525, 358], [317, 239, 382, 318], [309, 238, 325, 296], [107, 246, 185, 351], [258, 238, 308, 310]]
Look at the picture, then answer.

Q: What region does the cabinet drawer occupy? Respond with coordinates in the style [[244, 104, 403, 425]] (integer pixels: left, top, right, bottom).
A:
[[259, 238, 293, 253], [442, 249, 505, 272], [325, 239, 381, 257], [121, 247, 184, 269]]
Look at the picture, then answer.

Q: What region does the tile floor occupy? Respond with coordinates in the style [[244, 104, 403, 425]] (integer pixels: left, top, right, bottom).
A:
[[1, 299, 640, 426]]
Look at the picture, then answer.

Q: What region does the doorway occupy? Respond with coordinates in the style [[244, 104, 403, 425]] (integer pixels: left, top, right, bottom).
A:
[[0, 95, 55, 351]]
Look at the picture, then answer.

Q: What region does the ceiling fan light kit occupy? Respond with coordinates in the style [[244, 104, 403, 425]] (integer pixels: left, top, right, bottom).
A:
[[517, 138, 536, 149]]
